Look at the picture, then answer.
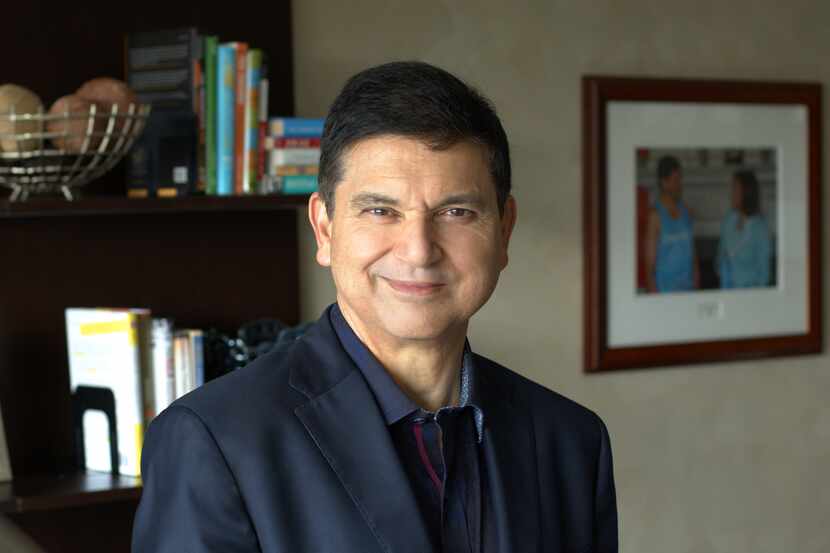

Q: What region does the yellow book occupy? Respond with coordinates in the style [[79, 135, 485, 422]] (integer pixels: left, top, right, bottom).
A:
[[65, 308, 152, 477]]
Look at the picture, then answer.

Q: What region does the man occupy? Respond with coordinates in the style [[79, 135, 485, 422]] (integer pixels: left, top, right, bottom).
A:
[[133, 61, 618, 553], [645, 155, 700, 293]]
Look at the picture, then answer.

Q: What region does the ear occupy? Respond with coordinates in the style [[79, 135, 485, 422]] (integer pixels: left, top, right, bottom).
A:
[[498, 195, 517, 270], [308, 192, 333, 267]]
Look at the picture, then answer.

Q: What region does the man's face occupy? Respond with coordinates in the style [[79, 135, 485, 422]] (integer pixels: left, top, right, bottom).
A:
[[309, 135, 516, 344], [662, 169, 683, 199]]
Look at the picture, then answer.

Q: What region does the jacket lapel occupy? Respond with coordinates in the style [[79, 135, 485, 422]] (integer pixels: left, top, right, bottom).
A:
[[289, 310, 433, 553], [476, 355, 541, 552]]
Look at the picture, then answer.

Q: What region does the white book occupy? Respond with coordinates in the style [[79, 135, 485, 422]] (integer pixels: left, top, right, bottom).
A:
[[151, 318, 175, 416], [269, 147, 321, 168], [65, 308, 151, 477], [173, 333, 190, 400]]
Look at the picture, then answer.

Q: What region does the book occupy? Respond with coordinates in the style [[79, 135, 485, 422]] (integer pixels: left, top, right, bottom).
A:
[[233, 43, 249, 195], [126, 27, 201, 110], [204, 35, 219, 195], [65, 308, 152, 476], [280, 175, 318, 194], [269, 147, 321, 166], [151, 318, 176, 416], [173, 332, 191, 400], [244, 49, 263, 194], [189, 329, 206, 387], [268, 164, 319, 177], [193, 57, 206, 194], [173, 329, 206, 397], [216, 43, 238, 196], [126, 28, 202, 198], [268, 117, 325, 137], [0, 403, 11, 482], [256, 64, 269, 193], [264, 137, 321, 149]]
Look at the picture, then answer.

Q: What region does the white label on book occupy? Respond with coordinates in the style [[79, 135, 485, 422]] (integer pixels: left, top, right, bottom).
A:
[[173, 166, 189, 184]]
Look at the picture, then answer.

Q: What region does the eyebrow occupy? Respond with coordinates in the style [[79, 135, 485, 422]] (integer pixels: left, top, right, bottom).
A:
[[349, 191, 485, 211]]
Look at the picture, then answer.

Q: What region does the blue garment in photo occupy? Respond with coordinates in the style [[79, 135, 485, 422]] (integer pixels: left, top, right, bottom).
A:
[[654, 201, 694, 292], [716, 210, 772, 288]]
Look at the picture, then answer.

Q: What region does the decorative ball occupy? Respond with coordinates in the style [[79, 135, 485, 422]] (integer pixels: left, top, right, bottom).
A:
[[76, 78, 138, 131], [0, 84, 45, 153], [47, 95, 101, 153]]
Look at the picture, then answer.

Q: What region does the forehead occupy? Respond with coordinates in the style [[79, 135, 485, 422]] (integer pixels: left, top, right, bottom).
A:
[[337, 134, 494, 198]]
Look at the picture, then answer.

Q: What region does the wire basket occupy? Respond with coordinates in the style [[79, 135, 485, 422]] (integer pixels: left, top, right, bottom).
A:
[[0, 103, 151, 201]]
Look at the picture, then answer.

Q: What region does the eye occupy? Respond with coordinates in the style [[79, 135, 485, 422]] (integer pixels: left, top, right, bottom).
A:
[[443, 207, 474, 218], [363, 207, 394, 217]]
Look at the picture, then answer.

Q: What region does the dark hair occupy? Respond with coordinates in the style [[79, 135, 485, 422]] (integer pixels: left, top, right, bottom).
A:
[[657, 155, 681, 188], [734, 170, 761, 216], [318, 61, 511, 214]]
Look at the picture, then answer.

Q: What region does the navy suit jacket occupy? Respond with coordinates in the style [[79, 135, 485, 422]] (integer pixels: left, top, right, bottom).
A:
[[132, 309, 618, 552]]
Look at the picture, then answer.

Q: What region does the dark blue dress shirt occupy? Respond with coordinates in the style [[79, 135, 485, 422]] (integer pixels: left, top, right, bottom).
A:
[[330, 304, 485, 553]]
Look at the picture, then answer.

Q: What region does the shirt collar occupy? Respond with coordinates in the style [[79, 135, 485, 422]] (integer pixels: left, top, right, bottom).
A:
[[329, 303, 485, 442]]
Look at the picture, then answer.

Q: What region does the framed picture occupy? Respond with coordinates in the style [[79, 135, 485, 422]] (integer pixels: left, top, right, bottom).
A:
[[583, 76, 822, 372], [0, 403, 11, 481]]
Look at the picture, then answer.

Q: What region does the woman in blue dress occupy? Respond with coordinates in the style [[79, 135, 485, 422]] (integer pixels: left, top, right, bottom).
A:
[[716, 170, 772, 288]]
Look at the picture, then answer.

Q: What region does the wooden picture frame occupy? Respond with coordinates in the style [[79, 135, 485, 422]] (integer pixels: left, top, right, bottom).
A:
[[583, 76, 822, 372], [0, 403, 11, 482]]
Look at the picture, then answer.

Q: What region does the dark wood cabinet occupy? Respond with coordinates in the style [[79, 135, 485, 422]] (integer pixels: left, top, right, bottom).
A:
[[1, 2, 298, 550]]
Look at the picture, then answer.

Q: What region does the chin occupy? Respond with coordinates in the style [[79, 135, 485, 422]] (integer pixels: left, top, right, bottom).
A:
[[377, 310, 457, 341]]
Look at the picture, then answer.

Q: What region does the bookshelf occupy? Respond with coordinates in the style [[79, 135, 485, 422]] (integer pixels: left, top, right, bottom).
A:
[[2, 1, 298, 551]]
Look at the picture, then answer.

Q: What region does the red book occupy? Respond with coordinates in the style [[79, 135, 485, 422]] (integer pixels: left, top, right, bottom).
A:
[[233, 43, 249, 195], [256, 75, 269, 193], [270, 137, 321, 149]]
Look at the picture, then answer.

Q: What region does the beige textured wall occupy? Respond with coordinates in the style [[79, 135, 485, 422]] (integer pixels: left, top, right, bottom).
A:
[[291, 2, 830, 551]]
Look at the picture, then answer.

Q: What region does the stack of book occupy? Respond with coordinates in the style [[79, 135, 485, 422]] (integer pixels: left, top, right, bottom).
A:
[[127, 27, 321, 198], [260, 117, 324, 195], [65, 308, 206, 476]]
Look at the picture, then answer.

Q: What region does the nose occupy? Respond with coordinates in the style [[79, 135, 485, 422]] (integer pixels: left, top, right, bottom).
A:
[[393, 215, 442, 268]]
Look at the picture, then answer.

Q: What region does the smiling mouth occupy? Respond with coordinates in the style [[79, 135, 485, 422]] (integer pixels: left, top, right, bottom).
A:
[[383, 278, 446, 296]]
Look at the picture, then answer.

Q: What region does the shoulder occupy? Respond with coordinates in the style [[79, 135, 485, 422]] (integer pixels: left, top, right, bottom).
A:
[[473, 353, 607, 440], [746, 214, 769, 233], [721, 209, 738, 228], [648, 207, 661, 227], [167, 343, 307, 431]]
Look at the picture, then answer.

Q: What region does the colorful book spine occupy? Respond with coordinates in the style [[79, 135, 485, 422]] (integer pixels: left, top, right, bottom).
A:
[[193, 58, 206, 194], [204, 35, 218, 195], [269, 148, 321, 166], [173, 332, 190, 399], [151, 318, 175, 417], [244, 49, 263, 195], [233, 43, 248, 195], [216, 43, 237, 196], [190, 330, 206, 387], [257, 64, 269, 193], [280, 175, 318, 195], [264, 137, 321, 149], [268, 117, 325, 137], [269, 164, 319, 177]]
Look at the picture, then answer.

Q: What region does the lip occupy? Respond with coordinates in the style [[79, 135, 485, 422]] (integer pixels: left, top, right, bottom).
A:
[[383, 278, 445, 296]]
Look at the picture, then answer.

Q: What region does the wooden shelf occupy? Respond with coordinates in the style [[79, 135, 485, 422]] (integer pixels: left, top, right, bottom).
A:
[[0, 194, 310, 219], [0, 472, 142, 514]]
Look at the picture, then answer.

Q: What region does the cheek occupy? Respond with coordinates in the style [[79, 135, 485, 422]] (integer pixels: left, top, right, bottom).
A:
[[443, 230, 502, 283], [331, 225, 390, 275]]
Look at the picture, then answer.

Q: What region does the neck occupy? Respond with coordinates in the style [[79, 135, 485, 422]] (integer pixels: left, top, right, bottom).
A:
[[337, 302, 466, 412]]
